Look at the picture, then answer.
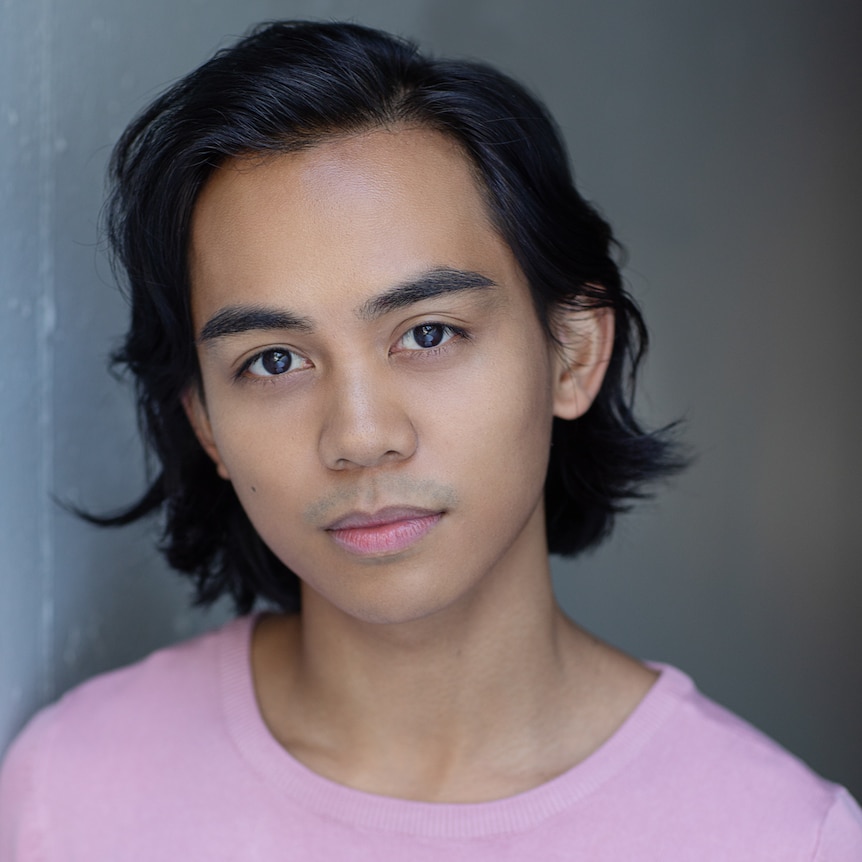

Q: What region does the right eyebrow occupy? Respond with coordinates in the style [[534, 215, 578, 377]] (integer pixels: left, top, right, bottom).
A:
[[357, 268, 497, 320], [197, 306, 314, 344]]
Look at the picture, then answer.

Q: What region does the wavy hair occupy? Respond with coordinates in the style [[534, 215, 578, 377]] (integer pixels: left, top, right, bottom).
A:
[[91, 20, 685, 612]]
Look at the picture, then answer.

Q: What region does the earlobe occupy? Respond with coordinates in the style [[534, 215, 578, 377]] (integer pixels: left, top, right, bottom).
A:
[[181, 387, 231, 480], [551, 306, 615, 420]]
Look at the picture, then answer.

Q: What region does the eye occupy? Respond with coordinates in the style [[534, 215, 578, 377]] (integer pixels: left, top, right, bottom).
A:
[[397, 323, 460, 351], [242, 348, 309, 379]]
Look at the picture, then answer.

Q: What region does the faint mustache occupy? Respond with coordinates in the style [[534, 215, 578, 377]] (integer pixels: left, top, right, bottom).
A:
[[303, 476, 458, 527]]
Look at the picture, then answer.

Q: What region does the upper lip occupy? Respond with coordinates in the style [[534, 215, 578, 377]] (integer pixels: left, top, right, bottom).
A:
[[325, 506, 442, 531]]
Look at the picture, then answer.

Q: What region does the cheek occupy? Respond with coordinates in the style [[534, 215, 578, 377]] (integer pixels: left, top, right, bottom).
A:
[[205, 397, 314, 516], [223, 436, 322, 578], [424, 336, 555, 487]]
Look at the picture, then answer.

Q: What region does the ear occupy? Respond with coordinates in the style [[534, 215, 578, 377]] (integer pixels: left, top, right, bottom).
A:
[[181, 386, 231, 480], [551, 306, 614, 420]]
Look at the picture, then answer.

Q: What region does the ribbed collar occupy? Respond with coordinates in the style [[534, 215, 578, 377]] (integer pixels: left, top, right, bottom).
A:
[[218, 614, 688, 838]]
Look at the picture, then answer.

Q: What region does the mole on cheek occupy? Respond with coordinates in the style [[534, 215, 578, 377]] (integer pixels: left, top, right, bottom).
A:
[[251, 486, 257, 493]]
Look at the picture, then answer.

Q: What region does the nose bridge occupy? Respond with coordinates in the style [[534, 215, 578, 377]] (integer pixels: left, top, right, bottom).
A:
[[320, 361, 416, 470]]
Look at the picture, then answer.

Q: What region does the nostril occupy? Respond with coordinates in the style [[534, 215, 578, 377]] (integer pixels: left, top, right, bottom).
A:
[[320, 393, 418, 471]]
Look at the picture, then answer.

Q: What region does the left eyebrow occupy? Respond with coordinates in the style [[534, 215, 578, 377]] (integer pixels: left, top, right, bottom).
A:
[[357, 268, 497, 320]]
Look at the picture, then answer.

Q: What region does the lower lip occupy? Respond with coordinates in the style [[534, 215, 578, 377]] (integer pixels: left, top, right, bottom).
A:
[[328, 514, 442, 556]]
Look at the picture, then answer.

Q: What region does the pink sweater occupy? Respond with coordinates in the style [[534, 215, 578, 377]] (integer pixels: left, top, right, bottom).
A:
[[2, 615, 860, 860]]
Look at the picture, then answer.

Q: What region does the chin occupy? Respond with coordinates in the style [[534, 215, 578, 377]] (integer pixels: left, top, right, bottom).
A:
[[300, 566, 478, 629]]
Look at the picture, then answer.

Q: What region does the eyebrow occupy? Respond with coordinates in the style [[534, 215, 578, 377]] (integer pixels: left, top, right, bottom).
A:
[[197, 268, 496, 344], [357, 268, 496, 320], [198, 307, 313, 343]]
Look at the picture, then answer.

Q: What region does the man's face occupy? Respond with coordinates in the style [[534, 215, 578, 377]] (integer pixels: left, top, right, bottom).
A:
[[186, 127, 597, 625]]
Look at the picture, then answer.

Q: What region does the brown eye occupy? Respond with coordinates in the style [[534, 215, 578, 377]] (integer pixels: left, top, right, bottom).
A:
[[399, 323, 460, 351], [247, 348, 297, 377], [413, 324, 446, 348], [264, 350, 291, 374]]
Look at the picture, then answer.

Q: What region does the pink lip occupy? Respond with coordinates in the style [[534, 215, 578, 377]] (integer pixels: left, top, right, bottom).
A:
[[326, 507, 443, 556]]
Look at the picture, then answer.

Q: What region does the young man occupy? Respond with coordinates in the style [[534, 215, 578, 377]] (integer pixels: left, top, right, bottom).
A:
[[1, 20, 860, 860]]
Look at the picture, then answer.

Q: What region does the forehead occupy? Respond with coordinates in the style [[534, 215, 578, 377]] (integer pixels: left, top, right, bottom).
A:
[[188, 127, 524, 323]]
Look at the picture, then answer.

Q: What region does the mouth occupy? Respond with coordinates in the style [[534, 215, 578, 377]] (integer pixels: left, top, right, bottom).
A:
[[325, 506, 444, 556]]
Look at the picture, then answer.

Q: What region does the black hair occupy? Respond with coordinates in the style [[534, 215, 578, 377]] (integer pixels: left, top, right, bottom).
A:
[[93, 20, 685, 613]]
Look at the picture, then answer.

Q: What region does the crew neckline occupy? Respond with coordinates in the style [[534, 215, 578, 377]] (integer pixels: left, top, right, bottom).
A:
[[218, 614, 689, 838]]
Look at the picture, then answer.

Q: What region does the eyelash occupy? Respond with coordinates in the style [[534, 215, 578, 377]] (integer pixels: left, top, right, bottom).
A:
[[234, 322, 470, 383], [234, 348, 307, 383], [394, 323, 469, 357]]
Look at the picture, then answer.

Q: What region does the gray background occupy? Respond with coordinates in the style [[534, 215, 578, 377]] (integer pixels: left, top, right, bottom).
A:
[[2, 0, 860, 800]]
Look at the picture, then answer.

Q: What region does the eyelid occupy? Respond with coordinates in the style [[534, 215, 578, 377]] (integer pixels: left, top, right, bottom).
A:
[[234, 345, 311, 381], [393, 322, 470, 353], [228, 320, 469, 382]]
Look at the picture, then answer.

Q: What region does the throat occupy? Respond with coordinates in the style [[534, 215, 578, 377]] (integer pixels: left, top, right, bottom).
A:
[[250, 611, 658, 803]]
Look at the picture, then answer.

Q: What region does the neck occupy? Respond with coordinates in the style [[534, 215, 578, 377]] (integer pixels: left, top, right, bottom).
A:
[[297, 552, 568, 744], [252, 545, 654, 802]]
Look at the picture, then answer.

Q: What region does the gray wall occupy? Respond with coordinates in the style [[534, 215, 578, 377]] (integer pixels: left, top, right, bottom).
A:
[[2, 0, 860, 799]]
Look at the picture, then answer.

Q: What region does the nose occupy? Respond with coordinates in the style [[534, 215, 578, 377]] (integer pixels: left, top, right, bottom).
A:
[[319, 371, 418, 471]]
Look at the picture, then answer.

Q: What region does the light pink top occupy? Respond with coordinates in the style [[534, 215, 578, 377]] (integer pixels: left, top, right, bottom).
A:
[[2, 615, 861, 859]]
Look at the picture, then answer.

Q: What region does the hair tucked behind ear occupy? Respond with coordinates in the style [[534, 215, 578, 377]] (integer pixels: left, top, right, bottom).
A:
[[86, 20, 686, 614]]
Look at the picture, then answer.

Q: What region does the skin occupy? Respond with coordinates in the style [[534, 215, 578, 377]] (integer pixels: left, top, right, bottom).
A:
[[184, 126, 656, 803]]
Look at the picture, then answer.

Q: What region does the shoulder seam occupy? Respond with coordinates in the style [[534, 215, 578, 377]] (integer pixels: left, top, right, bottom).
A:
[[810, 785, 853, 861]]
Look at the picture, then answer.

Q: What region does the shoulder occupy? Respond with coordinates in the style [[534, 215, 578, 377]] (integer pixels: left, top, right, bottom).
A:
[[655, 664, 833, 792], [0, 616, 252, 857], [23, 615, 245, 743], [637, 664, 862, 859]]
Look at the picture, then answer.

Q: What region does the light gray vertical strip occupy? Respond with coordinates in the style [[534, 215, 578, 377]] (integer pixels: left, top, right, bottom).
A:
[[37, 0, 56, 704], [0, 0, 46, 753]]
